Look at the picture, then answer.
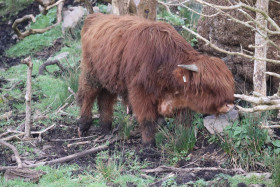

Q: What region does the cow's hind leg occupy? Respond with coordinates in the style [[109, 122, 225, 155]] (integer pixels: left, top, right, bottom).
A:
[[77, 83, 100, 137], [97, 89, 117, 133]]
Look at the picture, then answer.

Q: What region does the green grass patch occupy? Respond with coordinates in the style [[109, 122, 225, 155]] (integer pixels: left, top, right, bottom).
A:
[[5, 25, 62, 57], [0, 165, 102, 187], [0, 0, 33, 18], [5, 8, 62, 58]]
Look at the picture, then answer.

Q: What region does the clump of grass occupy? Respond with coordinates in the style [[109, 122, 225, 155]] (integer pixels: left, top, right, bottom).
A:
[[95, 151, 123, 183], [156, 122, 196, 164], [219, 113, 270, 170]]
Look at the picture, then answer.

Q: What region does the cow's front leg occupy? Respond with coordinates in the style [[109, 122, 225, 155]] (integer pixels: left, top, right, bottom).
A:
[[140, 120, 157, 146], [77, 80, 100, 136], [129, 86, 158, 146]]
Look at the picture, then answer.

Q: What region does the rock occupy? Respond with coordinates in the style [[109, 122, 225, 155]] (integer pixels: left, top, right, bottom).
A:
[[47, 52, 69, 62], [92, 6, 100, 13], [62, 6, 85, 34], [107, 3, 112, 14], [245, 172, 272, 179], [203, 109, 239, 134], [197, 0, 280, 94]]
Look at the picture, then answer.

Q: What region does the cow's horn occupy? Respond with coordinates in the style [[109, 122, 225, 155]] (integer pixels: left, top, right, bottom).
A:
[[178, 64, 198, 72]]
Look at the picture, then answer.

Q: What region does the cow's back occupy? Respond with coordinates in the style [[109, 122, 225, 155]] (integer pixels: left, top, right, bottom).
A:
[[81, 13, 195, 96]]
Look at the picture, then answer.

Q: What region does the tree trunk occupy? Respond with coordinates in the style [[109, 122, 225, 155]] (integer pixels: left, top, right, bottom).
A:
[[112, 0, 130, 15], [136, 0, 157, 20], [253, 0, 269, 96]]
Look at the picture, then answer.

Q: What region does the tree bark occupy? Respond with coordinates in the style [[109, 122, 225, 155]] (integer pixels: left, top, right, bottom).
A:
[[21, 57, 33, 139], [112, 0, 130, 15], [253, 0, 269, 96]]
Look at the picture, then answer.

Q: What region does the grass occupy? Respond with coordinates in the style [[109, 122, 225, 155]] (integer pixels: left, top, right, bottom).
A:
[[0, 0, 33, 18], [5, 8, 62, 58]]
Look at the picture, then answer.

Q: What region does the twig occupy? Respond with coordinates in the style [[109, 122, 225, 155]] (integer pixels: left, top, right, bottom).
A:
[[68, 87, 77, 100], [50, 135, 97, 142], [142, 165, 245, 175], [3, 124, 56, 141], [236, 104, 280, 112], [12, 0, 64, 39], [0, 139, 22, 168], [0, 137, 121, 171], [56, 103, 69, 114], [21, 57, 33, 139], [149, 172, 175, 186], [67, 141, 91, 147], [182, 26, 280, 64], [261, 125, 280, 129], [38, 59, 66, 75]]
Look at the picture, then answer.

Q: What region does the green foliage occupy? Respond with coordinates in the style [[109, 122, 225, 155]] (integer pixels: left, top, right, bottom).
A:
[[98, 4, 108, 14], [0, 165, 101, 187], [186, 179, 208, 187], [271, 155, 280, 187], [157, 10, 185, 26], [220, 114, 270, 170], [6, 26, 62, 57], [5, 8, 62, 57], [34, 75, 68, 110], [0, 0, 33, 18], [210, 173, 273, 187], [31, 8, 57, 29]]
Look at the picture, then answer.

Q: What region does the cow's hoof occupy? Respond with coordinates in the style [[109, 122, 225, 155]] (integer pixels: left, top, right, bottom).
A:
[[100, 122, 112, 134], [77, 117, 92, 137], [142, 140, 156, 147]]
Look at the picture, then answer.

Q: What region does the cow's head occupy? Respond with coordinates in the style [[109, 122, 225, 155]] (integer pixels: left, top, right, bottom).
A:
[[158, 55, 235, 116]]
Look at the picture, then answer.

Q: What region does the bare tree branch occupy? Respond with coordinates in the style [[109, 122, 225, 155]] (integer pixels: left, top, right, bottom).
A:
[[0, 139, 22, 168], [21, 57, 33, 139], [12, 0, 64, 39]]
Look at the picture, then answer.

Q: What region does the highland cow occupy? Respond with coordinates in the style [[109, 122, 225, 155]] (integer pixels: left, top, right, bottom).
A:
[[77, 13, 235, 145]]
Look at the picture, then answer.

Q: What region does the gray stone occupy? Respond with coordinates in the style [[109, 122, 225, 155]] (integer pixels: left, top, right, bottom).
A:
[[47, 52, 69, 62], [246, 172, 272, 179], [92, 6, 100, 13], [203, 109, 239, 134], [62, 6, 85, 33]]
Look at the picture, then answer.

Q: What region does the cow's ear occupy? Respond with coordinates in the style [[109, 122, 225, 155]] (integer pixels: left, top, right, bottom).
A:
[[173, 67, 190, 83]]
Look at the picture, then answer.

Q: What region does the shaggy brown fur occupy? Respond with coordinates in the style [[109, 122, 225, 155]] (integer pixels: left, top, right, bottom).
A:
[[77, 13, 235, 145]]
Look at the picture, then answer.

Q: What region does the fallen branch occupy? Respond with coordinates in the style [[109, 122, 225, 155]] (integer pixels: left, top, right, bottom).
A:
[[0, 139, 22, 168], [50, 135, 97, 142], [12, 0, 64, 39], [21, 57, 33, 139], [38, 59, 66, 75], [261, 125, 280, 129], [142, 166, 245, 175], [68, 87, 77, 100], [2, 124, 56, 141], [55, 103, 69, 114], [149, 172, 175, 186], [234, 94, 280, 105], [0, 137, 120, 171], [236, 104, 280, 112], [67, 141, 91, 147]]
